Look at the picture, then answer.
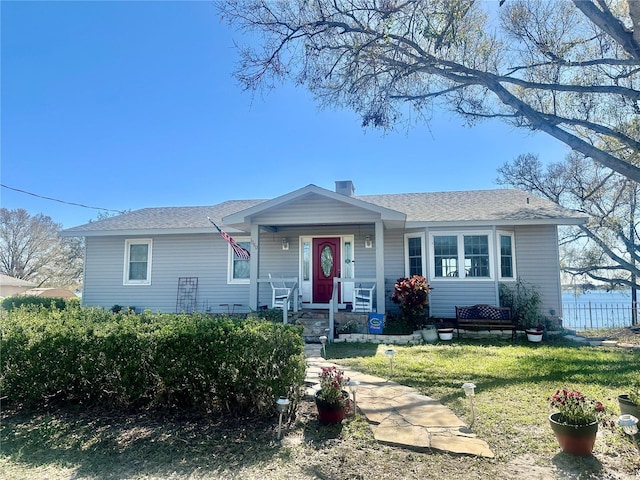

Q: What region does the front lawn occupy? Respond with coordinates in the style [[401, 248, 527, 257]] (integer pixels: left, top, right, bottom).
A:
[[2, 336, 640, 479], [327, 338, 640, 472]]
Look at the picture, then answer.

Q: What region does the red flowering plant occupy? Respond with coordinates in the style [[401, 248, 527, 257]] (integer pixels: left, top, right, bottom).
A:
[[317, 366, 350, 409], [549, 388, 609, 426], [391, 275, 432, 330]]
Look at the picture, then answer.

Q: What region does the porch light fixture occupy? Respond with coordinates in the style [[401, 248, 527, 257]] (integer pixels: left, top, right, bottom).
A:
[[618, 414, 639, 452], [385, 349, 396, 378], [346, 380, 360, 417], [275, 396, 290, 440], [364, 235, 373, 249], [462, 382, 477, 428], [319, 335, 327, 358], [282, 238, 289, 250]]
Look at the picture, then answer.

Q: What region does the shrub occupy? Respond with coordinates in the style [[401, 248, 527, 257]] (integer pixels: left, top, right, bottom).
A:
[[0, 307, 306, 416], [499, 279, 548, 329], [1, 295, 67, 311], [391, 275, 431, 330]]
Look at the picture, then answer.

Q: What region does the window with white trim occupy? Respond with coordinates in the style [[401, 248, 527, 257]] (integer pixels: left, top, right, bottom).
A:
[[228, 239, 251, 284], [499, 232, 515, 279], [430, 231, 500, 279], [124, 239, 152, 285], [405, 234, 426, 277]]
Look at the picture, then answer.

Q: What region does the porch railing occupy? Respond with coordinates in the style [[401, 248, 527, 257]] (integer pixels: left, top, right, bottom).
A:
[[329, 277, 377, 342], [256, 277, 299, 324]]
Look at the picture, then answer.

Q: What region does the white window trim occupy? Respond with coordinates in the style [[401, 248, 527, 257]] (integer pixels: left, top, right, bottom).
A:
[[404, 233, 426, 277], [227, 237, 251, 284], [123, 238, 153, 286], [497, 231, 517, 280], [429, 231, 495, 281]]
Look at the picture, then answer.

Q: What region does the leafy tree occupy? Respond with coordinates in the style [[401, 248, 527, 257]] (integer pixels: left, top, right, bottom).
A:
[[497, 152, 639, 322], [0, 208, 83, 290], [216, 0, 640, 182]]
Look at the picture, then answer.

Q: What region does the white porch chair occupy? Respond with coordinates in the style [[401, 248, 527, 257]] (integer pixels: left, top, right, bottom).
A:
[[353, 284, 375, 312], [269, 274, 292, 310]]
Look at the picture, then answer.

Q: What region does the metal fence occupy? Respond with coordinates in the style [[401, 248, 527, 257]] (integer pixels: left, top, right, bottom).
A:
[[561, 302, 637, 331]]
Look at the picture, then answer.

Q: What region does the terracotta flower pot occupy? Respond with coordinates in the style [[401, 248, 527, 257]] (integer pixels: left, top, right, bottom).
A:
[[548, 412, 598, 456], [315, 390, 349, 425]]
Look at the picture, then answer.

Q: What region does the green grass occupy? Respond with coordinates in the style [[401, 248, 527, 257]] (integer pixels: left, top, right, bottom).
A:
[[2, 335, 640, 479], [326, 337, 640, 463]]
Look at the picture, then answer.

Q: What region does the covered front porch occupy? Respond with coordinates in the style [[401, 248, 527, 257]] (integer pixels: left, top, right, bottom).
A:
[[220, 183, 407, 322]]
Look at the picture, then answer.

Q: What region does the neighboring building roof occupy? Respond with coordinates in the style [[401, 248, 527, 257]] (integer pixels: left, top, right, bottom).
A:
[[24, 288, 77, 299], [60, 186, 586, 236], [0, 274, 37, 287]]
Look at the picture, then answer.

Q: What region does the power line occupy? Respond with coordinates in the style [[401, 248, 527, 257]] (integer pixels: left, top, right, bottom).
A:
[[1, 184, 125, 214]]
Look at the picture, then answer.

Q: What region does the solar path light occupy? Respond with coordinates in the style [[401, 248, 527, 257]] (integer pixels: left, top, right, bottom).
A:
[[346, 380, 360, 417], [319, 335, 327, 358], [384, 349, 396, 378], [276, 396, 290, 440], [462, 382, 477, 428], [618, 414, 639, 453]]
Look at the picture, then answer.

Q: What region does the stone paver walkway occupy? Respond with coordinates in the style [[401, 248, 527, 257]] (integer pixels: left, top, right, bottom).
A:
[[304, 344, 494, 458]]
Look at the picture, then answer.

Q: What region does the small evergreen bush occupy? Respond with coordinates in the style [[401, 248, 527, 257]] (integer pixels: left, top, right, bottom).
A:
[[1, 295, 67, 311], [0, 307, 306, 416]]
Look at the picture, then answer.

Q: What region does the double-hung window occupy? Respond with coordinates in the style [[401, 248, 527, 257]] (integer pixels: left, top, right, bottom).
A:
[[405, 234, 426, 277], [228, 239, 251, 284], [430, 231, 515, 280], [124, 239, 152, 285], [499, 232, 515, 279]]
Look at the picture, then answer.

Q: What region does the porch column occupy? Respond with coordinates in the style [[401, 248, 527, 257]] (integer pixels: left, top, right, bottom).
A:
[[375, 220, 385, 313], [249, 223, 260, 311]]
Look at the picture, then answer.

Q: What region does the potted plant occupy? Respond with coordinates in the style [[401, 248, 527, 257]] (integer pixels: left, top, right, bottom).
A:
[[315, 366, 351, 425], [437, 325, 455, 341], [499, 280, 547, 342], [391, 275, 431, 332], [421, 321, 438, 343], [548, 388, 608, 456], [618, 378, 640, 419], [525, 322, 544, 343]]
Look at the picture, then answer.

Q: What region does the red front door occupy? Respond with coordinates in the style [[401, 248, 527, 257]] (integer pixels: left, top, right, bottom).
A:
[[313, 237, 341, 303]]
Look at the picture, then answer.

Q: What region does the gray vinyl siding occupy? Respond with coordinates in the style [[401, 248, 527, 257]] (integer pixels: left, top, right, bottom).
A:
[[512, 225, 562, 318], [83, 234, 249, 313], [252, 196, 381, 225], [81, 222, 563, 320]]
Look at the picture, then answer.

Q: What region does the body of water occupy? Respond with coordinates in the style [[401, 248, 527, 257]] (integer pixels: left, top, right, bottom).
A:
[[562, 289, 636, 331]]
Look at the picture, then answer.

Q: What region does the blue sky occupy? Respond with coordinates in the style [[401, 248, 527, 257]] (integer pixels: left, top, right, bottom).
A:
[[2, 1, 570, 229]]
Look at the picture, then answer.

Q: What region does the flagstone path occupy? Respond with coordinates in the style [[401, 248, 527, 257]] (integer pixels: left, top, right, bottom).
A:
[[304, 344, 495, 458]]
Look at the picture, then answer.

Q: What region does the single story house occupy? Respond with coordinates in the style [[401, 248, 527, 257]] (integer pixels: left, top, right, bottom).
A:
[[60, 181, 586, 323], [0, 274, 37, 298]]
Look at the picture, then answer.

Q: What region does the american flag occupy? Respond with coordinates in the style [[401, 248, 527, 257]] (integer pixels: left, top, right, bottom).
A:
[[207, 217, 251, 260]]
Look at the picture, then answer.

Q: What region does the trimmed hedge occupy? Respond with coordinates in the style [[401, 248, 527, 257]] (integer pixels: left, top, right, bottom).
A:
[[1, 295, 68, 311], [0, 306, 306, 416]]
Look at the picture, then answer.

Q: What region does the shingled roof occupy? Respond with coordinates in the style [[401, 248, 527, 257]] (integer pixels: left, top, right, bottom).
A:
[[60, 188, 585, 236], [357, 189, 583, 223]]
